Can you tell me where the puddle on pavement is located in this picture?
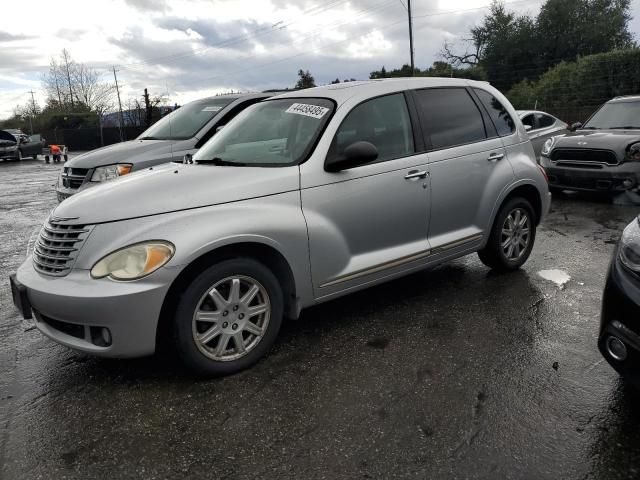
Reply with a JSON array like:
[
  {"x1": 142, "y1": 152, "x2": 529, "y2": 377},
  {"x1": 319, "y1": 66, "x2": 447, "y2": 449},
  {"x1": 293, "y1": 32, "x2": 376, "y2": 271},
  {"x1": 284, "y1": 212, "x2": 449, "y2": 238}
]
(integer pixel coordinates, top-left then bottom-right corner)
[{"x1": 537, "y1": 269, "x2": 571, "y2": 288}]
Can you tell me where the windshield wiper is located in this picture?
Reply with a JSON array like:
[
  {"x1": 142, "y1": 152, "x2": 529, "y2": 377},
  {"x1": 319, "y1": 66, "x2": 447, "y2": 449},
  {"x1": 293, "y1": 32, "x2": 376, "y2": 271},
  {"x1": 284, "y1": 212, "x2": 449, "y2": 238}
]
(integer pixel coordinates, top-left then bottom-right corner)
[
  {"x1": 609, "y1": 126, "x2": 640, "y2": 129},
  {"x1": 581, "y1": 126, "x2": 600, "y2": 130},
  {"x1": 196, "y1": 157, "x2": 246, "y2": 166},
  {"x1": 139, "y1": 136, "x2": 159, "y2": 140}
]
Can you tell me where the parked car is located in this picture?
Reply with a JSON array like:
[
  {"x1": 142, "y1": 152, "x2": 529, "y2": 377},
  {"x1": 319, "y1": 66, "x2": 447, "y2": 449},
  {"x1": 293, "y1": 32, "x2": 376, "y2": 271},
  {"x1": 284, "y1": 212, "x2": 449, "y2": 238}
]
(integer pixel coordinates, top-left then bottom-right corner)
[
  {"x1": 0, "y1": 130, "x2": 19, "y2": 160},
  {"x1": 517, "y1": 110, "x2": 568, "y2": 160},
  {"x1": 599, "y1": 216, "x2": 640, "y2": 386},
  {"x1": 55, "y1": 92, "x2": 276, "y2": 202},
  {"x1": 10, "y1": 78, "x2": 550, "y2": 375},
  {"x1": 540, "y1": 95, "x2": 640, "y2": 193},
  {"x1": 0, "y1": 130, "x2": 43, "y2": 160}
]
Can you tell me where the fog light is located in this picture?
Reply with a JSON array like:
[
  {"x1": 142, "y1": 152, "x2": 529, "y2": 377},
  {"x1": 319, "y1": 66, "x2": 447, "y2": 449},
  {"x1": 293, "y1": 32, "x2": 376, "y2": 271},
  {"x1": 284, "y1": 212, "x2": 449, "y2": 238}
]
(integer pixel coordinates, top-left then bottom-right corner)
[
  {"x1": 90, "y1": 326, "x2": 112, "y2": 347},
  {"x1": 101, "y1": 328, "x2": 112, "y2": 346},
  {"x1": 606, "y1": 335, "x2": 627, "y2": 361}
]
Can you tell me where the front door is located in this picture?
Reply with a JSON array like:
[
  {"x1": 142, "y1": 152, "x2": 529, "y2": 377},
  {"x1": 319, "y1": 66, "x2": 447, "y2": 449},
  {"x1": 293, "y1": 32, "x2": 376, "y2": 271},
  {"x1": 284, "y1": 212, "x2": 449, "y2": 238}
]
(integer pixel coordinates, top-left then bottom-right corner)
[{"x1": 301, "y1": 92, "x2": 431, "y2": 298}]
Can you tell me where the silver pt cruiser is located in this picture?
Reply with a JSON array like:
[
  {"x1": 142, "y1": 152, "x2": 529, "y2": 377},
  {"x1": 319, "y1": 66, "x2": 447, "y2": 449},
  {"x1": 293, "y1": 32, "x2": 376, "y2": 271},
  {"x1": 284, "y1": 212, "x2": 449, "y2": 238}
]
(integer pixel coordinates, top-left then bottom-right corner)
[{"x1": 10, "y1": 78, "x2": 550, "y2": 375}]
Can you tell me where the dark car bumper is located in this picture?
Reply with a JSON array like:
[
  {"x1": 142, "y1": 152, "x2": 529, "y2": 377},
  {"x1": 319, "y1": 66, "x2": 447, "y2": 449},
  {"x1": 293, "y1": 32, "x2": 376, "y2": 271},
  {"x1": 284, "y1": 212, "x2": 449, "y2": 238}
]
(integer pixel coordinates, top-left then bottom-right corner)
[
  {"x1": 540, "y1": 156, "x2": 640, "y2": 192},
  {"x1": 599, "y1": 248, "x2": 640, "y2": 383}
]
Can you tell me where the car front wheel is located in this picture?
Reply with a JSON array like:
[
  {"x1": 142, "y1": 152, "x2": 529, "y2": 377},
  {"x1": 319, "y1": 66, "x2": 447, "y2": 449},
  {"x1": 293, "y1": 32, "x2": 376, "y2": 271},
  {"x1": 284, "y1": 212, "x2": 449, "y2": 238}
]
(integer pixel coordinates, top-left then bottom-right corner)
[
  {"x1": 478, "y1": 197, "x2": 536, "y2": 271},
  {"x1": 174, "y1": 258, "x2": 283, "y2": 376}
]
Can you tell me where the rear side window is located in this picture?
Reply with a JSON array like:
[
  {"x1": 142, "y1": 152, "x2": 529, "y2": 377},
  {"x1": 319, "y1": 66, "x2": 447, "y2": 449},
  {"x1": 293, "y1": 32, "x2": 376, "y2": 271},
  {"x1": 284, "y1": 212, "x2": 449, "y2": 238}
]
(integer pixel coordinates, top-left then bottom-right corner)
[
  {"x1": 330, "y1": 93, "x2": 414, "y2": 163},
  {"x1": 536, "y1": 113, "x2": 555, "y2": 128},
  {"x1": 474, "y1": 88, "x2": 515, "y2": 136},
  {"x1": 414, "y1": 88, "x2": 486, "y2": 150}
]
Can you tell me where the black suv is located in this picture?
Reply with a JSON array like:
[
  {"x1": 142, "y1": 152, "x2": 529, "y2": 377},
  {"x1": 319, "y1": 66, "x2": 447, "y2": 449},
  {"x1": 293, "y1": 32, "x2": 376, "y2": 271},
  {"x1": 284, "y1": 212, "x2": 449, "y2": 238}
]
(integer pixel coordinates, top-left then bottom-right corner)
[{"x1": 540, "y1": 95, "x2": 640, "y2": 193}]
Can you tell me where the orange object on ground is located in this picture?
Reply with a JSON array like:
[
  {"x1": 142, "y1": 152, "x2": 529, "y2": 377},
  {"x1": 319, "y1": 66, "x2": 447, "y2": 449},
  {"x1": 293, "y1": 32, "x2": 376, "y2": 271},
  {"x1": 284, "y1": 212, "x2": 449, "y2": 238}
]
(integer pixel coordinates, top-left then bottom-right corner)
[{"x1": 50, "y1": 145, "x2": 61, "y2": 154}]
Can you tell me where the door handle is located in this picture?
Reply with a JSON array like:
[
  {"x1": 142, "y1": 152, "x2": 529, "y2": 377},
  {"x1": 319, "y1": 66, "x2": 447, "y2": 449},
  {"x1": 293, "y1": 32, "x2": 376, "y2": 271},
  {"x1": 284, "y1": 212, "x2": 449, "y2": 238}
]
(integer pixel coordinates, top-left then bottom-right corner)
[
  {"x1": 404, "y1": 170, "x2": 428, "y2": 180},
  {"x1": 487, "y1": 153, "x2": 505, "y2": 161}
]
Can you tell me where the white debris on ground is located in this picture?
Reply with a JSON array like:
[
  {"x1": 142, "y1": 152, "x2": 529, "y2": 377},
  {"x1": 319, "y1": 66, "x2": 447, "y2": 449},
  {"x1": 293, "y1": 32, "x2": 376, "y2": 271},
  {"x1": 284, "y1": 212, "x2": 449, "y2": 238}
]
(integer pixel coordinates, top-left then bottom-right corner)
[{"x1": 537, "y1": 269, "x2": 571, "y2": 289}]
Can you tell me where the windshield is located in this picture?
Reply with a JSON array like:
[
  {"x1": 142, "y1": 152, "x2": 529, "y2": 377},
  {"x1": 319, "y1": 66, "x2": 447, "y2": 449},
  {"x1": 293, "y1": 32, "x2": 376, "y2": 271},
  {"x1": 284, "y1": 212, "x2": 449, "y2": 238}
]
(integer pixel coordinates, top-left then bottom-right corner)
[
  {"x1": 193, "y1": 98, "x2": 334, "y2": 166},
  {"x1": 138, "y1": 96, "x2": 237, "y2": 140},
  {"x1": 584, "y1": 101, "x2": 640, "y2": 129}
]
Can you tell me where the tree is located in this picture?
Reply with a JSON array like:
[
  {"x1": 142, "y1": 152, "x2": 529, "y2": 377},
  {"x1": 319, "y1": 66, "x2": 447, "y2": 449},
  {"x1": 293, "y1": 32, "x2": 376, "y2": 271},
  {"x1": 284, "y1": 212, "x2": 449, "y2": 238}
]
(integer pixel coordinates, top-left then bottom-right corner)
[
  {"x1": 42, "y1": 49, "x2": 115, "y2": 115},
  {"x1": 295, "y1": 69, "x2": 316, "y2": 89},
  {"x1": 442, "y1": 0, "x2": 635, "y2": 91},
  {"x1": 331, "y1": 78, "x2": 341, "y2": 84}
]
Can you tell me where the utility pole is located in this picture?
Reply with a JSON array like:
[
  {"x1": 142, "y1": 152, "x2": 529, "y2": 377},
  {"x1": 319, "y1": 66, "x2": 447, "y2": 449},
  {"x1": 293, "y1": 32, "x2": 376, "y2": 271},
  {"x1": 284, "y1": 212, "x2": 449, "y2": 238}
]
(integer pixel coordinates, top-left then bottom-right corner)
[
  {"x1": 28, "y1": 90, "x2": 37, "y2": 134},
  {"x1": 408, "y1": 0, "x2": 414, "y2": 75},
  {"x1": 113, "y1": 66, "x2": 124, "y2": 142}
]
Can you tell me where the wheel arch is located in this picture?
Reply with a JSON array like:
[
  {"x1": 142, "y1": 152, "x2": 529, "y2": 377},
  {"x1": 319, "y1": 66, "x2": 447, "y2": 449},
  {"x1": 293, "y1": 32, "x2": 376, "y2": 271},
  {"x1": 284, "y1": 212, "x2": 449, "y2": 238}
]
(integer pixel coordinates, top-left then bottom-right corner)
[
  {"x1": 156, "y1": 241, "x2": 299, "y2": 352},
  {"x1": 495, "y1": 181, "x2": 544, "y2": 226}
]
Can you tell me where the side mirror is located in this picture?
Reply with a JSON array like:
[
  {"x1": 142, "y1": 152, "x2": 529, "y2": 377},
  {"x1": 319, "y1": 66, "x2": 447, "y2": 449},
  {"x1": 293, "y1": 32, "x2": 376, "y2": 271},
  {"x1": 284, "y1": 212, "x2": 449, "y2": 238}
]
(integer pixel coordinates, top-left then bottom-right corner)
[
  {"x1": 524, "y1": 124, "x2": 533, "y2": 132},
  {"x1": 20, "y1": 137, "x2": 28, "y2": 143},
  {"x1": 325, "y1": 141, "x2": 378, "y2": 172},
  {"x1": 569, "y1": 122, "x2": 582, "y2": 132},
  {"x1": 183, "y1": 153, "x2": 193, "y2": 164}
]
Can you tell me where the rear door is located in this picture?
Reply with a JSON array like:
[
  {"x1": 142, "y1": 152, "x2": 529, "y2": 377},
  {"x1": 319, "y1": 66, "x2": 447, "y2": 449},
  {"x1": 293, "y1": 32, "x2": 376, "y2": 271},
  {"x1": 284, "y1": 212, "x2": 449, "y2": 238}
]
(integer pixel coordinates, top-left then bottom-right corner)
[{"x1": 413, "y1": 87, "x2": 514, "y2": 253}]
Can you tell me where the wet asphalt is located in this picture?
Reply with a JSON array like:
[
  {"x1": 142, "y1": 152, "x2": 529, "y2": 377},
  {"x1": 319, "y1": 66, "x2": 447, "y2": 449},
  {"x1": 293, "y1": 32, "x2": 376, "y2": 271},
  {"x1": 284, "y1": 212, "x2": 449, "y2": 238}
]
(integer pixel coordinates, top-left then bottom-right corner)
[{"x1": 1, "y1": 157, "x2": 640, "y2": 480}]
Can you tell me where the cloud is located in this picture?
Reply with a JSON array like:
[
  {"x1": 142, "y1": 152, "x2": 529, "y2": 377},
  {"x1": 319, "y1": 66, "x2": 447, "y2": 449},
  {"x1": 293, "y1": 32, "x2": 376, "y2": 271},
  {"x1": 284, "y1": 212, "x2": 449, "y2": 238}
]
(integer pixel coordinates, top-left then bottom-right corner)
[
  {"x1": 0, "y1": 32, "x2": 33, "y2": 42},
  {"x1": 123, "y1": 0, "x2": 169, "y2": 12}
]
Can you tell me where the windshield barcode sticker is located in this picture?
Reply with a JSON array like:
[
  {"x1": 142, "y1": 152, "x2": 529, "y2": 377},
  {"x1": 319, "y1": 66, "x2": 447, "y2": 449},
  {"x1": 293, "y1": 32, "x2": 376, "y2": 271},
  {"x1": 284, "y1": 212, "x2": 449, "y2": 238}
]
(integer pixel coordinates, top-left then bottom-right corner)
[
  {"x1": 202, "y1": 106, "x2": 223, "y2": 112},
  {"x1": 285, "y1": 103, "x2": 329, "y2": 119}
]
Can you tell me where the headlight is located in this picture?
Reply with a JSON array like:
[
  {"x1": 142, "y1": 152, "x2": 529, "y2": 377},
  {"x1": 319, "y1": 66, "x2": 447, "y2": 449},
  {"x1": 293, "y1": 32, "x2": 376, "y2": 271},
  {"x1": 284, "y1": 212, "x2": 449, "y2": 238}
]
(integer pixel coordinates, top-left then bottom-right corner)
[
  {"x1": 619, "y1": 218, "x2": 640, "y2": 272},
  {"x1": 90, "y1": 241, "x2": 175, "y2": 280},
  {"x1": 541, "y1": 138, "x2": 555, "y2": 157},
  {"x1": 91, "y1": 164, "x2": 133, "y2": 182},
  {"x1": 626, "y1": 143, "x2": 640, "y2": 162}
]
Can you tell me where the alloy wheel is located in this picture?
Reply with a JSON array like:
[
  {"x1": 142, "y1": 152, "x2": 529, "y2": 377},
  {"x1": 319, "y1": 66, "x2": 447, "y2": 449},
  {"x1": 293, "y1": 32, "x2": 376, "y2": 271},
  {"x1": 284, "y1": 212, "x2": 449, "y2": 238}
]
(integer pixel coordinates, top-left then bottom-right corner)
[
  {"x1": 501, "y1": 208, "x2": 531, "y2": 261},
  {"x1": 192, "y1": 275, "x2": 271, "y2": 362}
]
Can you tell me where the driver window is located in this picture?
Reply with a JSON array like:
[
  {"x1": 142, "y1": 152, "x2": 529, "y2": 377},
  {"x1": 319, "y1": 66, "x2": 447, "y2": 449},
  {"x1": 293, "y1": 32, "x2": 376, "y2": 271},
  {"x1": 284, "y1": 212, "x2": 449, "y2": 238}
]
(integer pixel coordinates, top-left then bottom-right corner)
[{"x1": 329, "y1": 93, "x2": 414, "y2": 164}]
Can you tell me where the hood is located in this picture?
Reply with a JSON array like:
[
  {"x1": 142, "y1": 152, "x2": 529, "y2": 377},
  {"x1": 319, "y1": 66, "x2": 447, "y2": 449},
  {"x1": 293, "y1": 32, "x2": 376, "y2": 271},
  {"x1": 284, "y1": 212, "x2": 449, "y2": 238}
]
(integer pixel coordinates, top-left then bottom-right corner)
[
  {"x1": 554, "y1": 129, "x2": 640, "y2": 154},
  {"x1": 52, "y1": 163, "x2": 300, "y2": 224},
  {"x1": 0, "y1": 130, "x2": 17, "y2": 144},
  {"x1": 64, "y1": 138, "x2": 175, "y2": 169}
]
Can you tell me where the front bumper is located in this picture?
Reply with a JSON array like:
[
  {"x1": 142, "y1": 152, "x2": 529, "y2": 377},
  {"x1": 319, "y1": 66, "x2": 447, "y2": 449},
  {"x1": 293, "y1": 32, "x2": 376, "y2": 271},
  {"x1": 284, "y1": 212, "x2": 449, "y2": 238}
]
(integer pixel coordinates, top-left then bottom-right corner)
[
  {"x1": 14, "y1": 259, "x2": 173, "y2": 358},
  {"x1": 599, "y1": 250, "x2": 640, "y2": 381},
  {"x1": 540, "y1": 156, "x2": 640, "y2": 192},
  {"x1": 0, "y1": 149, "x2": 19, "y2": 160}
]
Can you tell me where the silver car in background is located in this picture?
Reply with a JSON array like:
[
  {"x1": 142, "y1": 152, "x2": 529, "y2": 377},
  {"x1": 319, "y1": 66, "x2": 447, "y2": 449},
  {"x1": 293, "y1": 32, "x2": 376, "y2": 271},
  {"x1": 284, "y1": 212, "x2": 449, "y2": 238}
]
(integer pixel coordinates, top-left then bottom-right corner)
[
  {"x1": 11, "y1": 78, "x2": 550, "y2": 376},
  {"x1": 518, "y1": 110, "x2": 568, "y2": 160},
  {"x1": 56, "y1": 92, "x2": 274, "y2": 202}
]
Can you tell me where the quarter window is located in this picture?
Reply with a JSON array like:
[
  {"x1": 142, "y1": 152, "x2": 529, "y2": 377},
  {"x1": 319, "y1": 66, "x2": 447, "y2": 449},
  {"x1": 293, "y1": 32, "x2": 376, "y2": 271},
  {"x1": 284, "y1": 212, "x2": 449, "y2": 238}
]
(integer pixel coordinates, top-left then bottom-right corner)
[
  {"x1": 329, "y1": 93, "x2": 414, "y2": 164},
  {"x1": 414, "y1": 88, "x2": 487, "y2": 150},
  {"x1": 474, "y1": 88, "x2": 516, "y2": 136}
]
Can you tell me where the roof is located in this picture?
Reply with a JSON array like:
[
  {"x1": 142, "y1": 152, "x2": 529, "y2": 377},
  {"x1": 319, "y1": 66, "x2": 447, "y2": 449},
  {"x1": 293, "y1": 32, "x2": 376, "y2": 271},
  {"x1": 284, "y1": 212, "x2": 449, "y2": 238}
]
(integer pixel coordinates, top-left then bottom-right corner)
[{"x1": 271, "y1": 77, "x2": 491, "y2": 108}]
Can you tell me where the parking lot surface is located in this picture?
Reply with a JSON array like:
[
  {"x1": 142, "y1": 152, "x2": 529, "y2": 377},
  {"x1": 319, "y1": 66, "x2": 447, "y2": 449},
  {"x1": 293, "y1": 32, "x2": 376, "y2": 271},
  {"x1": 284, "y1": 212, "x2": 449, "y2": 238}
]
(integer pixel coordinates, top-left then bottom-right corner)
[{"x1": 1, "y1": 157, "x2": 640, "y2": 479}]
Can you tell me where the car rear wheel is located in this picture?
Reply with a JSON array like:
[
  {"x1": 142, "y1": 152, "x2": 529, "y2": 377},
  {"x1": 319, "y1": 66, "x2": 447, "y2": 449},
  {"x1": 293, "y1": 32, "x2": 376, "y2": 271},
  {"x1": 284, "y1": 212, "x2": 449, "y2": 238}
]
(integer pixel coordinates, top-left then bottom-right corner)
[
  {"x1": 478, "y1": 197, "x2": 536, "y2": 271},
  {"x1": 173, "y1": 258, "x2": 283, "y2": 376}
]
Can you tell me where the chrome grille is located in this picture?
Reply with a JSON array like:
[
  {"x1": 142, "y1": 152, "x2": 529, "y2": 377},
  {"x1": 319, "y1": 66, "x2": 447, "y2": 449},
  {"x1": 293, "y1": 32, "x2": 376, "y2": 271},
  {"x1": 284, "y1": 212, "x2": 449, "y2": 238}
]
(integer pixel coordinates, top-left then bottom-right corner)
[
  {"x1": 33, "y1": 220, "x2": 92, "y2": 276},
  {"x1": 61, "y1": 167, "x2": 89, "y2": 189}
]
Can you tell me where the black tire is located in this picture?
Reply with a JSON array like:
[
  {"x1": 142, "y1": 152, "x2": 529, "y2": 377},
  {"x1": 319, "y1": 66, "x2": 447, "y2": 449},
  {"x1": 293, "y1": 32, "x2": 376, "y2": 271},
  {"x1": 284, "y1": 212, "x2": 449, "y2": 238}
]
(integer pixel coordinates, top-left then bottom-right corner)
[
  {"x1": 45, "y1": 155, "x2": 50, "y2": 163},
  {"x1": 173, "y1": 258, "x2": 284, "y2": 376},
  {"x1": 478, "y1": 197, "x2": 537, "y2": 272}
]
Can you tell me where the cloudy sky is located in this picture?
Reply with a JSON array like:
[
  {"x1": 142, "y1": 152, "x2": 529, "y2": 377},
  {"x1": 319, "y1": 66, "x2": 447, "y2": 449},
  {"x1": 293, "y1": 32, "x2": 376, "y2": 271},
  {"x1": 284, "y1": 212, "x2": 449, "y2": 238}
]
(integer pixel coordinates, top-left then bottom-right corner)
[{"x1": 1, "y1": 0, "x2": 639, "y2": 119}]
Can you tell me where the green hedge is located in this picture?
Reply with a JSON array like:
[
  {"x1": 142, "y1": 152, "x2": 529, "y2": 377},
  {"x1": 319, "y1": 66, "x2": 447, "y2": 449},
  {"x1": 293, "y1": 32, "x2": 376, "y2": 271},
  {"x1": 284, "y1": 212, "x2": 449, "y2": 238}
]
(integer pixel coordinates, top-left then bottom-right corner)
[{"x1": 507, "y1": 49, "x2": 640, "y2": 122}]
